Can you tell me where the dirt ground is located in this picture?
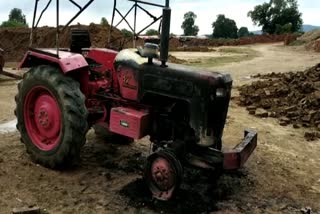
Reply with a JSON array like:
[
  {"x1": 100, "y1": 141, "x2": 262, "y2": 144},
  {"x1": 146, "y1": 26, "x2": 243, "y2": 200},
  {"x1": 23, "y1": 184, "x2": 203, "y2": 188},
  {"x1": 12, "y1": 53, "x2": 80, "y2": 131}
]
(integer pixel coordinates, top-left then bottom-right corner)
[{"x1": 0, "y1": 43, "x2": 320, "y2": 213}]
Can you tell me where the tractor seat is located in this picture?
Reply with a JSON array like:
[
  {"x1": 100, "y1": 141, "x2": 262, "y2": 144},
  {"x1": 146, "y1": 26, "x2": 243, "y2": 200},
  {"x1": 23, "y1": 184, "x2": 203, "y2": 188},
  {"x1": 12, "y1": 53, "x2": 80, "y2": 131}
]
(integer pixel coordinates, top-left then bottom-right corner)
[{"x1": 70, "y1": 29, "x2": 91, "y2": 54}]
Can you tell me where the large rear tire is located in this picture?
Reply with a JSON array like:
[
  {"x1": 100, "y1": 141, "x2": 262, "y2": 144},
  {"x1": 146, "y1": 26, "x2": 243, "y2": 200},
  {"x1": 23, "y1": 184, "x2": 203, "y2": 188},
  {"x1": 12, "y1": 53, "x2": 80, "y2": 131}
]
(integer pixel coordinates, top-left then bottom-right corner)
[{"x1": 15, "y1": 65, "x2": 88, "y2": 168}]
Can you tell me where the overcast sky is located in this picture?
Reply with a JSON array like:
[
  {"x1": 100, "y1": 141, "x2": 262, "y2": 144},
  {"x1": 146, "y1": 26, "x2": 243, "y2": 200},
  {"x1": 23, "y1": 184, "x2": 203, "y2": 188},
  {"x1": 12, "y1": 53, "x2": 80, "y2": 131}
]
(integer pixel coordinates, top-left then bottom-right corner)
[{"x1": 0, "y1": 0, "x2": 319, "y2": 35}]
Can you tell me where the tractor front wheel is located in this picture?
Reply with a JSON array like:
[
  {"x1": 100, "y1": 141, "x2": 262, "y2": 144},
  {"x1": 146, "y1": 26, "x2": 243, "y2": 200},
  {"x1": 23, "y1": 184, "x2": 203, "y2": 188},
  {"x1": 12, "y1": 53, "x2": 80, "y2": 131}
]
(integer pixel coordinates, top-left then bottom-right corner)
[
  {"x1": 15, "y1": 65, "x2": 88, "y2": 168},
  {"x1": 145, "y1": 150, "x2": 183, "y2": 200}
]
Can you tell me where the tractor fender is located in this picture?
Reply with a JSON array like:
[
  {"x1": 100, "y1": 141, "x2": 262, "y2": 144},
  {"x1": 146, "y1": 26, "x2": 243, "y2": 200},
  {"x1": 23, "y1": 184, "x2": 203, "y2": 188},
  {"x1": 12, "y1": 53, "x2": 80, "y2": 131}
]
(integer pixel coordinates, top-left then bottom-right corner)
[{"x1": 19, "y1": 48, "x2": 88, "y2": 73}]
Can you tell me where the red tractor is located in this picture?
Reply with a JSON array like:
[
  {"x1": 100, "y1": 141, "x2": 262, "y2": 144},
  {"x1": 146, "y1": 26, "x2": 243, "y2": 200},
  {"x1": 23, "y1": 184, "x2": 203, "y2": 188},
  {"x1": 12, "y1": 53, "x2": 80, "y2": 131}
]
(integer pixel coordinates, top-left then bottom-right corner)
[{"x1": 15, "y1": 0, "x2": 257, "y2": 200}]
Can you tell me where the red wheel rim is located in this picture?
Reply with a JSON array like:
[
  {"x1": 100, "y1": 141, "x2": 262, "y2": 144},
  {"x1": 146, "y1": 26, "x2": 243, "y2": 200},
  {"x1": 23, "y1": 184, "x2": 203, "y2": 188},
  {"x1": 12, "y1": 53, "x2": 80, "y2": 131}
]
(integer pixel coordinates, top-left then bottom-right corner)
[
  {"x1": 24, "y1": 86, "x2": 62, "y2": 151},
  {"x1": 151, "y1": 157, "x2": 176, "y2": 191}
]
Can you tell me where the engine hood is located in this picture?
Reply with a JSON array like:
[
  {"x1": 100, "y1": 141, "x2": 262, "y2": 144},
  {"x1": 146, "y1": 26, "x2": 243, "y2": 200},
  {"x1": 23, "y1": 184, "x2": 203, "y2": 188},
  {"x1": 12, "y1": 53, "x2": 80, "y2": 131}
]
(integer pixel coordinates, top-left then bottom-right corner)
[{"x1": 114, "y1": 49, "x2": 233, "y2": 100}]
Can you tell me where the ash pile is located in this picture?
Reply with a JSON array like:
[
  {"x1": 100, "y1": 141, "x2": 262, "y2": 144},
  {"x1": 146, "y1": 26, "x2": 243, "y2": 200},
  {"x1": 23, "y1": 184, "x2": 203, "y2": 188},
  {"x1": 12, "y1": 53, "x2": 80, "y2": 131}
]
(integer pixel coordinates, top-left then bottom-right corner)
[{"x1": 238, "y1": 64, "x2": 320, "y2": 141}]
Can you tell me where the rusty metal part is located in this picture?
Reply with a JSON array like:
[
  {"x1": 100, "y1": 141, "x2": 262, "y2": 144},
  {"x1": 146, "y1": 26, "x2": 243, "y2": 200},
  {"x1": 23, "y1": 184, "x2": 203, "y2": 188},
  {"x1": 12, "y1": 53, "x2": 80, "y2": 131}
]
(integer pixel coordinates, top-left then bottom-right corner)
[
  {"x1": 109, "y1": 0, "x2": 169, "y2": 49},
  {"x1": 0, "y1": 70, "x2": 23, "y2": 80},
  {"x1": 223, "y1": 129, "x2": 258, "y2": 170},
  {"x1": 186, "y1": 129, "x2": 257, "y2": 171},
  {"x1": 145, "y1": 150, "x2": 182, "y2": 201}
]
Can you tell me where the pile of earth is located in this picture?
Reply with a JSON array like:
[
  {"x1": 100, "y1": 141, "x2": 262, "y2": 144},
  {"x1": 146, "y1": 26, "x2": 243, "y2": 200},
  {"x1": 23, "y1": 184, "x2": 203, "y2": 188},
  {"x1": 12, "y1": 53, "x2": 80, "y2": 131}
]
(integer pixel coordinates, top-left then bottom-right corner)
[
  {"x1": 0, "y1": 24, "x2": 125, "y2": 62},
  {"x1": 1, "y1": 24, "x2": 293, "y2": 63},
  {"x1": 237, "y1": 63, "x2": 320, "y2": 141},
  {"x1": 292, "y1": 29, "x2": 320, "y2": 52},
  {"x1": 167, "y1": 54, "x2": 187, "y2": 64}
]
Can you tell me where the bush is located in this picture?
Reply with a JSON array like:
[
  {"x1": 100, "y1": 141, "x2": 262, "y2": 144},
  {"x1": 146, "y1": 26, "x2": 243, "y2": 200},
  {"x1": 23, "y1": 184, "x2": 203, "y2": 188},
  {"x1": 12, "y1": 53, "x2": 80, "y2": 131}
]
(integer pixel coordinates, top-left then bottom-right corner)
[{"x1": 1, "y1": 20, "x2": 28, "y2": 27}]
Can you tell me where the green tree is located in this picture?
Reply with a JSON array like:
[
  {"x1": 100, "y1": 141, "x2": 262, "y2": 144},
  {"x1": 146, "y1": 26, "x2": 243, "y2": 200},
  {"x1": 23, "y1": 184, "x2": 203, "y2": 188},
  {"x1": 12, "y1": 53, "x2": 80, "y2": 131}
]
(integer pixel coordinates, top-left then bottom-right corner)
[
  {"x1": 100, "y1": 17, "x2": 108, "y2": 26},
  {"x1": 9, "y1": 8, "x2": 26, "y2": 24},
  {"x1": 238, "y1": 27, "x2": 250, "y2": 38},
  {"x1": 145, "y1": 29, "x2": 159, "y2": 36},
  {"x1": 181, "y1": 11, "x2": 199, "y2": 36},
  {"x1": 212, "y1": 15, "x2": 238, "y2": 39},
  {"x1": 1, "y1": 8, "x2": 28, "y2": 27},
  {"x1": 121, "y1": 28, "x2": 133, "y2": 38},
  {"x1": 248, "y1": 0, "x2": 302, "y2": 34}
]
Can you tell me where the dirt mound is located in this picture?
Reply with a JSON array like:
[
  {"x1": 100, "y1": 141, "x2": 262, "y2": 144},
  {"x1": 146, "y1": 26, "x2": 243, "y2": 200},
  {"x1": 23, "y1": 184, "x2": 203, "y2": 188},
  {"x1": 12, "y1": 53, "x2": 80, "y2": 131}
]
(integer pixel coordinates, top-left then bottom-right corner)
[
  {"x1": 299, "y1": 29, "x2": 320, "y2": 43},
  {"x1": 295, "y1": 29, "x2": 320, "y2": 52},
  {"x1": 313, "y1": 39, "x2": 320, "y2": 52},
  {"x1": 284, "y1": 34, "x2": 299, "y2": 45},
  {"x1": 0, "y1": 24, "x2": 124, "y2": 62},
  {"x1": 168, "y1": 54, "x2": 187, "y2": 64},
  {"x1": 238, "y1": 64, "x2": 320, "y2": 141},
  {"x1": 1, "y1": 24, "x2": 292, "y2": 63}
]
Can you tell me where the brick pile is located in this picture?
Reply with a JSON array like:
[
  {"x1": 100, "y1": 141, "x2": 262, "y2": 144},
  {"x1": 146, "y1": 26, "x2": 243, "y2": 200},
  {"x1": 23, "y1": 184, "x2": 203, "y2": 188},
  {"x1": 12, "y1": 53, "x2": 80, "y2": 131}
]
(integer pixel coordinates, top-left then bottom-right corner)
[{"x1": 238, "y1": 64, "x2": 320, "y2": 141}]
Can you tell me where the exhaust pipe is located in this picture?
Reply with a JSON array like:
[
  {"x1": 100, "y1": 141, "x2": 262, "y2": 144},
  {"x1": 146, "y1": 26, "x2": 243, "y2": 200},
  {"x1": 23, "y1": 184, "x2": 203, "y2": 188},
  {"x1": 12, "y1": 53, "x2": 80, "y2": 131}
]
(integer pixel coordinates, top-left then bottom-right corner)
[{"x1": 160, "y1": 3, "x2": 171, "y2": 67}]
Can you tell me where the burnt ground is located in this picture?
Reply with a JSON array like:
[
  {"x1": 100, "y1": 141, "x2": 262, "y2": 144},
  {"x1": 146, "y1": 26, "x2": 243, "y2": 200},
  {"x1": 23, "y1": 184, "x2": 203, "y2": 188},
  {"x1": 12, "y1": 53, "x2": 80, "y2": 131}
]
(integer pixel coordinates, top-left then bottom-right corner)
[{"x1": 0, "y1": 44, "x2": 320, "y2": 213}]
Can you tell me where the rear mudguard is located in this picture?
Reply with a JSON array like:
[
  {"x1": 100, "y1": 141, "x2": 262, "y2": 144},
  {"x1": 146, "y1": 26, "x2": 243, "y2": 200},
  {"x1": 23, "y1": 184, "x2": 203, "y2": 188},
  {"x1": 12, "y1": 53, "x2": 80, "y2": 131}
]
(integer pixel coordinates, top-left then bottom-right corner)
[
  {"x1": 19, "y1": 48, "x2": 90, "y2": 94},
  {"x1": 19, "y1": 48, "x2": 88, "y2": 73}
]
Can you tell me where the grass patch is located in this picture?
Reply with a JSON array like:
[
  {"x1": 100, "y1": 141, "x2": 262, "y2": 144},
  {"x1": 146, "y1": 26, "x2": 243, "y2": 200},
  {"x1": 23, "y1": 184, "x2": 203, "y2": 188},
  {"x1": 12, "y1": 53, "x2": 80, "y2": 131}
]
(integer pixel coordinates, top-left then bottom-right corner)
[{"x1": 184, "y1": 47, "x2": 259, "y2": 68}]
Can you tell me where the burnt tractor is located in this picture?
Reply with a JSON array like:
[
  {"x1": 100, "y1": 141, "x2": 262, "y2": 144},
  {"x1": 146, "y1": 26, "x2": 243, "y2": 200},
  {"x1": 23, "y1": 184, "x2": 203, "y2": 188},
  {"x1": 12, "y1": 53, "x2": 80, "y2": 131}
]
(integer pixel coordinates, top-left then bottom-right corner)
[{"x1": 15, "y1": 0, "x2": 257, "y2": 200}]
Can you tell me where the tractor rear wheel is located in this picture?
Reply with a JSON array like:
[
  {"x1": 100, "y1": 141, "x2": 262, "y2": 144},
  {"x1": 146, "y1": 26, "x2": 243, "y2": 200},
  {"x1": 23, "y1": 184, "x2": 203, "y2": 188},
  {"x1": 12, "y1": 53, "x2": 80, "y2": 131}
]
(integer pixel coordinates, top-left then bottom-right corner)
[{"x1": 15, "y1": 65, "x2": 88, "y2": 168}]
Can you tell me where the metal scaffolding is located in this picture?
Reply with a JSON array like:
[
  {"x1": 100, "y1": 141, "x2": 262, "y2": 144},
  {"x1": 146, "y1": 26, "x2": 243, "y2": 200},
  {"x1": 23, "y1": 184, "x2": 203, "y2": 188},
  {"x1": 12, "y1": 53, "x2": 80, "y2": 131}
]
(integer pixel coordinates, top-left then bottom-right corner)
[
  {"x1": 30, "y1": 0, "x2": 169, "y2": 56},
  {"x1": 109, "y1": 0, "x2": 169, "y2": 48}
]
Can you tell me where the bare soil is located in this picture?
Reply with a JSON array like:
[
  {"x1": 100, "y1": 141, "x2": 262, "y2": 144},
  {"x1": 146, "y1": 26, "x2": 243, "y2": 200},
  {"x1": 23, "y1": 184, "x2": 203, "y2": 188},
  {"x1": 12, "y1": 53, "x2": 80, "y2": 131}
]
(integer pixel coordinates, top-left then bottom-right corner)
[
  {"x1": 172, "y1": 47, "x2": 259, "y2": 67},
  {"x1": 0, "y1": 43, "x2": 320, "y2": 213}
]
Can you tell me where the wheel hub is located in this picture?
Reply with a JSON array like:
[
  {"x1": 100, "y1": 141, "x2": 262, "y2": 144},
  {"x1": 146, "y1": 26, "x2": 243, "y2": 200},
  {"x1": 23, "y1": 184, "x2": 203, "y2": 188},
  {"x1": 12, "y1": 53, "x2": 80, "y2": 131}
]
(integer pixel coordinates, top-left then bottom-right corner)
[
  {"x1": 145, "y1": 150, "x2": 183, "y2": 201},
  {"x1": 151, "y1": 158, "x2": 175, "y2": 191},
  {"x1": 38, "y1": 109, "x2": 49, "y2": 127},
  {"x1": 24, "y1": 86, "x2": 62, "y2": 151}
]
